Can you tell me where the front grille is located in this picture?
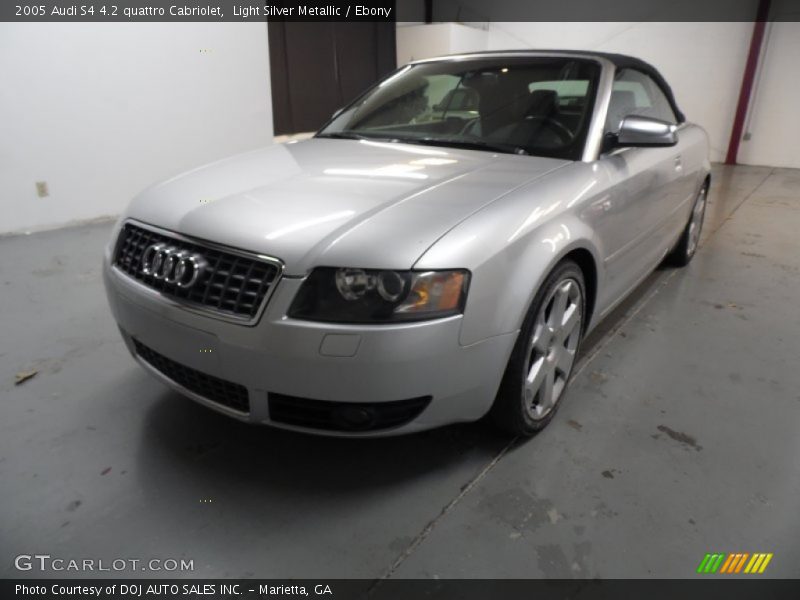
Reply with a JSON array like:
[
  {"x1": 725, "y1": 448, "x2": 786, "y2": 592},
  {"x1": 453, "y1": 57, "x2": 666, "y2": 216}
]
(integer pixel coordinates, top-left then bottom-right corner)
[
  {"x1": 114, "y1": 222, "x2": 280, "y2": 321},
  {"x1": 269, "y1": 393, "x2": 431, "y2": 432},
  {"x1": 133, "y1": 339, "x2": 250, "y2": 413}
]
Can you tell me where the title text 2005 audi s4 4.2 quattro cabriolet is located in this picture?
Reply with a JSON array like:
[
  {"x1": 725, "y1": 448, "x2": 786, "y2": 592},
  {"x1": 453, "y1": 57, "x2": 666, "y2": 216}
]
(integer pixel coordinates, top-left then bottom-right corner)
[{"x1": 104, "y1": 51, "x2": 710, "y2": 437}]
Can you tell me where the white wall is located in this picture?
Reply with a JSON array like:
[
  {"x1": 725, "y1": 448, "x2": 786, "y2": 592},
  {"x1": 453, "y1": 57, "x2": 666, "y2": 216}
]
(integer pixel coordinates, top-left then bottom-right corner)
[
  {"x1": 397, "y1": 23, "x2": 488, "y2": 65},
  {"x1": 0, "y1": 23, "x2": 273, "y2": 235},
  {"x1": 738, "y1": 22, "x2": 800, "y2": 169}
]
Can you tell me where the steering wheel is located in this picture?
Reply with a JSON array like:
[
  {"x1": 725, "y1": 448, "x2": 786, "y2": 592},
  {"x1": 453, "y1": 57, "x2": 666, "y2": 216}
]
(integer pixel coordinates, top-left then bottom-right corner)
[
  {"x1": 458, "y1": 117, "x2": 482, "y2": 137},
  {"x1": 460, "y1": 116, "x2": 574, "y2": 147},
  {"x1": 519, "y1": 116, "x2": 575, "y2": 146}
]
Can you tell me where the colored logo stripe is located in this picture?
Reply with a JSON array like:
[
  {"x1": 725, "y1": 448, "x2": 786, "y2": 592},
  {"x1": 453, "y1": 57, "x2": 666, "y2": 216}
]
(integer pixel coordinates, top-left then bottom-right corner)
[
  {"x1": 697, "y1": 552, "x2": 773, "y2": 574},
  {"x1": 696, "y1": 554, "x2": 712, "y2": 573},
  {"x1": 719, "y1": 553, "x2": 748, "y2": 573},
  {"x1": 697, "y1": 553, "x2": 725, "y2": 573},
  {"x1": 744, "y1": 553, "x2": 773, "y2": 574},
  {"x1": 719, "y1": 554, "x2": 736, "y2": 573},
  {"x1": 734, "y1": 553, "x2": 750, "y2": 573}
]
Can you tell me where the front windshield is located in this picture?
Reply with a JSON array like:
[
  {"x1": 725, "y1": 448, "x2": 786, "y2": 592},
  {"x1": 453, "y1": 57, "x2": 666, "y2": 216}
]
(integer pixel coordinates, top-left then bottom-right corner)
[{"x1": 318, "y1": 57, "x2": 600, "y2": 160}]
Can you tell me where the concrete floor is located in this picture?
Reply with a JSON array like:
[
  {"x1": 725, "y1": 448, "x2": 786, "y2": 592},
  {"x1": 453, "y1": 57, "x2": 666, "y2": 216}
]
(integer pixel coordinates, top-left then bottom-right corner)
[{"x1": 2, "y1": 165, "x2": 799, "y2": 579}]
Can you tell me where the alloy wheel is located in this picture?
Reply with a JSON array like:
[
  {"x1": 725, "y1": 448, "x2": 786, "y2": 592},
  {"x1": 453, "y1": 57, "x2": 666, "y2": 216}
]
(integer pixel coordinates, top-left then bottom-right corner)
[
  {"x1": 524, "y1": 278, "x2": 583, "y2": 420},
  {"x1": 687, "y1": 186, "x2": 707, "y2": 257}
]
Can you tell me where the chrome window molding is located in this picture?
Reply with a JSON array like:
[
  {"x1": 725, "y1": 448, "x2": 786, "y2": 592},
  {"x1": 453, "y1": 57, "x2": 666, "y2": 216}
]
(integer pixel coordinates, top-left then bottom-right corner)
[{"x1": 583, "y1": 57, "x2": 616, "y2": 162}]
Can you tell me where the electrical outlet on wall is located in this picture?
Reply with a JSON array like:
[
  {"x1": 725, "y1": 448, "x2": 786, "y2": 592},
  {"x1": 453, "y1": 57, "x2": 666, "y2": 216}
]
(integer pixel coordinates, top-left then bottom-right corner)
[{"x1": 35, "y1": 181, "x2": 49, "y2": 197}]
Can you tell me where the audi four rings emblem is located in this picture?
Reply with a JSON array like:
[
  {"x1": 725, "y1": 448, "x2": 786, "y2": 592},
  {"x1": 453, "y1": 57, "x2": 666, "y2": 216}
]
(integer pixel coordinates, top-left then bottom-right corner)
[{"x1": 141, "y1": 244, "x2": 207, "y2": 288}]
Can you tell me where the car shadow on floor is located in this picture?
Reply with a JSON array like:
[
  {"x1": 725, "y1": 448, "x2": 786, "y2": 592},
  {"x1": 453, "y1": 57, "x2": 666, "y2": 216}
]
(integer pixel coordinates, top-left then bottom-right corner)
[
  {"x1": 132, "y1": 264, "x2": 679, "y2": 505},
  {"x1": 136, "y1": 386, "x2": 510, "y2": 497}
]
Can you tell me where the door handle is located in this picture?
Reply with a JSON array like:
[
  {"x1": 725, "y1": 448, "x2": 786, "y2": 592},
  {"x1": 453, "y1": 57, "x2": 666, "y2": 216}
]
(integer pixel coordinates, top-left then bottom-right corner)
[{"x1": 674, "y1": 155, "x2": 683, "y2": 172}]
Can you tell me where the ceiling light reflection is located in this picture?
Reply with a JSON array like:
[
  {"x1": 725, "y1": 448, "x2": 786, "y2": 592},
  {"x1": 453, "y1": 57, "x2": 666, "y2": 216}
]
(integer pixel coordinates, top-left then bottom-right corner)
[
  {"x1": 542, "y1": 224, "x2": 572, "y2": 253},
  {"x1": 324, "y1": 164, "x2": 428, "y2": 180},
  {"x1": 410, "y1": 158, "x2": 457, "y2": 166},
  {"x1": 508, "y1": 201, "x2": 561, "y2": 242},
  {"x1": 567, "y1": 179, "x2": 597, "y2": 208},
  {"x1": 265, "y1": 210, "x2": 355, "y2": 240}
]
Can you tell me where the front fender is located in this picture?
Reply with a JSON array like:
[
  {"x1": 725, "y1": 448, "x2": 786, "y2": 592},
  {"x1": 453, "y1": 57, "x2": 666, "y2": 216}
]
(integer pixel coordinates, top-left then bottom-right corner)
[
  {"x1": 415, "y1": 163, "x2": 608, "y2": 347},
  {"x1": 458, "y1": 218, "x2": 603, "y2": 347}
]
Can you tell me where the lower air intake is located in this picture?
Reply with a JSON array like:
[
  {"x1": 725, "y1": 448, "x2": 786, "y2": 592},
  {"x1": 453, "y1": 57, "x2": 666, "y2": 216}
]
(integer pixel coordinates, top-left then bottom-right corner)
[
  {"x1": 268, "y1": 393, "x2": 431, "y2": 432},
  {"x1": 133, "y1": 339, "x2": 250, "y2": 413}
]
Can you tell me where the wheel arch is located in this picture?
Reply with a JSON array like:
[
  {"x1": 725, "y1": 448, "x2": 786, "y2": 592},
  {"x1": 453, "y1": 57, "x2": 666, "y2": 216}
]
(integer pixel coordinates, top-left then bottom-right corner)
[
  {"x1": 560, "y1": 247, "x2": 598, "y2": 334},
  {"x1": 456, "y1": 231, "x2": 604, "y2": 347}
]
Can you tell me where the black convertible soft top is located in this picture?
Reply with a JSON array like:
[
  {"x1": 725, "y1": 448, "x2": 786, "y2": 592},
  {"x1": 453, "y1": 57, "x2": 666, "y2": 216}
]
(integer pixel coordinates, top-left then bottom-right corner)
[{"x1": 427, "y1": 50, "x2": 686, "y2": 124}]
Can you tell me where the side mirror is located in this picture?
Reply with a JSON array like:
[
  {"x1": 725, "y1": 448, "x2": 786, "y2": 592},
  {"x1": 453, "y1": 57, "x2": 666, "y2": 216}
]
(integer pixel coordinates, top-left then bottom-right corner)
[{"x1": 616, "y1": 115, "x2": 678, "y2": 147}]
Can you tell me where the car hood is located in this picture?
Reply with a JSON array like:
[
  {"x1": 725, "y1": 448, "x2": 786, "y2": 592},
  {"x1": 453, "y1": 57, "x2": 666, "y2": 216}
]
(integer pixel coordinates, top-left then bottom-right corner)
[{"x1": 124, "y1": 138, "x2": 568, "y2": 275}]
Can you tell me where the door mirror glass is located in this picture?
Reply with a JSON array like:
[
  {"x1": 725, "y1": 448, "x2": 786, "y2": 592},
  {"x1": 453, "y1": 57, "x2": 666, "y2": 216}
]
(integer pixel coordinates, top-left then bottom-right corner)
[{"x1": 616, "y1": 115, "x2": 678, "y2": 147}]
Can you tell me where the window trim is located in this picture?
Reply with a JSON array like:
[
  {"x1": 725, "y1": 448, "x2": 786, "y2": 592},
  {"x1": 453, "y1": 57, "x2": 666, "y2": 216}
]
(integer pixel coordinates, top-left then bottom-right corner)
[{"x1": 606, "y1": 67, "x2": 679, "y2": 133}]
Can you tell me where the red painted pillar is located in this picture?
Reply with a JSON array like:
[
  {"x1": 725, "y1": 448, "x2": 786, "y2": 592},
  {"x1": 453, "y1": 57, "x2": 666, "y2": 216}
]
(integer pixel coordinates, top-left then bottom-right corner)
[{"x1": 725, "y1": 0, "x2": 772, "y2": 165}]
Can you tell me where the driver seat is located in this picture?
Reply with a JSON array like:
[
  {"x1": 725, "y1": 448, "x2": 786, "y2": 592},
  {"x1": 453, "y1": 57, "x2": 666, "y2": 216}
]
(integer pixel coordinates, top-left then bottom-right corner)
[
  {"x1": 523, "y1": 89, "x2": 559, "y2": 119},
  {"x1": 488, "y1": 89, "x2": 567, "y2": 148}
]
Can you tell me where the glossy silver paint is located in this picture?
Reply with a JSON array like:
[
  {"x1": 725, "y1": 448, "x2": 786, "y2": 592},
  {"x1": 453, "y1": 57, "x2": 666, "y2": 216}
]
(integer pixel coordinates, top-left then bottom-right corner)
[
  {"x1": 103, "y1": 51, "x2": 711, "y2": 436},
  {"x1": 617, "y1": 115, "x2": 678, "y2": 147}
]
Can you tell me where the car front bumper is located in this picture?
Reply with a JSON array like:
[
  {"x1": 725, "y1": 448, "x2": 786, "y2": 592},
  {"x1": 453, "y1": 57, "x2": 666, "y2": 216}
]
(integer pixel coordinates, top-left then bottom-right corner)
[{"x1": 102, "y1": 254, "x2": 516, "y2": 437}]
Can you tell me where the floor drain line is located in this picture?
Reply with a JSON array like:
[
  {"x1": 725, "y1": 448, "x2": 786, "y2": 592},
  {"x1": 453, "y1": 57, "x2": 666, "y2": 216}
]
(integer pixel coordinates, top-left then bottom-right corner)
[
  {"x1": 371, "y1": 167, "x2": 777, "y2": 588},
  {"x1": 371, "y1": 436, "x2": 518, "y2": 586}
]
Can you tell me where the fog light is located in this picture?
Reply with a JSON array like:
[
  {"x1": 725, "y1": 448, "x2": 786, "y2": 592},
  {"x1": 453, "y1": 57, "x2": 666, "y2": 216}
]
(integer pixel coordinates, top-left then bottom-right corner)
[{"x1": 336, "y1": 406, "x2": 376, "y2": 430}]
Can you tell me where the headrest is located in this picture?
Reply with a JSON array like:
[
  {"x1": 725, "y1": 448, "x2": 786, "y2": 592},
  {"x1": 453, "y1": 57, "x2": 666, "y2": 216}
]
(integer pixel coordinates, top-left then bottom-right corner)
[
  {"x1": 611, "y1": 90, "x2": 636, "y2": 110},
  {"x1": 606, "y1": 90, "x2": 638, "y2": 131},
  {"x1": 477, "y1": 78, "x2": 530, "y2": 116},
  {"x1": 525, "y1": 89, "x2": 558, "y2": 117}
]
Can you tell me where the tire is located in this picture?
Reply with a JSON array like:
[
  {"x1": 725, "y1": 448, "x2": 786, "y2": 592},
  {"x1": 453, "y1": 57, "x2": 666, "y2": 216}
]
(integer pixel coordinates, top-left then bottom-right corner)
[
  {"x1": 490, "y1": 260, "x2": 586, "y2": 437},
  {"x1": 667, "y1": 182, "x2": 708, "y2": 267}
]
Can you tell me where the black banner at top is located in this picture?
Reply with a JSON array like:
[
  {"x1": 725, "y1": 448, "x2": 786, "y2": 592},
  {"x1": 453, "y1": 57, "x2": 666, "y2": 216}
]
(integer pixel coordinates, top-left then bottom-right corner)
[
  {"x1": 2, "y1": 1, "x2": 396, "y2": 22},
  {"x1": 2, "y1": 0, "x2": 800, "y2": 22}
]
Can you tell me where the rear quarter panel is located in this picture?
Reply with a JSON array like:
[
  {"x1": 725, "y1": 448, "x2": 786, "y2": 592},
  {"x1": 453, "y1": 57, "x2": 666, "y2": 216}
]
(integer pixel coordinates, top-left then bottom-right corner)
[
  {"x1": 659, "y1": 123, "x2": 713, "y2": 258},
  {"x1": 680, "y1": 123, "x2": 713, "y2": 193}
]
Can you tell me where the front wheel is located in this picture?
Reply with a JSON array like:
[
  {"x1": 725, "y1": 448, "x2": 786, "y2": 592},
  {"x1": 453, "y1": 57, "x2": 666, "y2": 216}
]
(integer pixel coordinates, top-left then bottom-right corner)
[
  {"x1": 667, "y1": 183, "x2": 708, "y2": 267},
  {"x1": 490, "y1": 260, "x2": 586, "y2": 436}
]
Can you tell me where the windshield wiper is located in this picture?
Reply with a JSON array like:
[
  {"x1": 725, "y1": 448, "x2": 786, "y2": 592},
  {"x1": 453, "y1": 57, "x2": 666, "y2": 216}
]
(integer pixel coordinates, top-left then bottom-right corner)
[
  {"x1": 317, "y1": 132, "x2": 529, "y2": 156},
  {"x1": 407, "y1": 137, "x2": 529, "y2": 156},
  {"x1": 316, "y1": 131, "x2": 398, "y2": 142}
]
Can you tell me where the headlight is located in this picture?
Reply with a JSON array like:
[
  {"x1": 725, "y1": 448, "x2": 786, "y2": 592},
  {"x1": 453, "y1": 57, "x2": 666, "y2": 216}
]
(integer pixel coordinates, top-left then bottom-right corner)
[{"x1": 288, "y1": 267, "x2": 470, "y2": 323}]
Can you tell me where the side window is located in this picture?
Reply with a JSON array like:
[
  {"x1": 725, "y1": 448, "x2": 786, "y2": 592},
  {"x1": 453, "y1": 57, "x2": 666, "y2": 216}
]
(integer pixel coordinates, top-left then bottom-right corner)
[{"x1": 604, "y1": 69, "x2": 678, "y2": 133}]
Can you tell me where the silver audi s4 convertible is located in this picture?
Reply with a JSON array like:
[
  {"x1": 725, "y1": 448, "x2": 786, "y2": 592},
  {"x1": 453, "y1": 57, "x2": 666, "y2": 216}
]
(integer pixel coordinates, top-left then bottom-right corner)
[{"x1": 104, "y1": 51, "x2": 710, "y2": 437}]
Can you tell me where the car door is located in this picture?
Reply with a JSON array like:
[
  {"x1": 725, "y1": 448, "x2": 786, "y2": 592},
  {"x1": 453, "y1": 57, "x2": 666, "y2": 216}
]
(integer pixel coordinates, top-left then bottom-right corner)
[{"x1": 594, "y1": 68, "x2": 686, "y2": 309}]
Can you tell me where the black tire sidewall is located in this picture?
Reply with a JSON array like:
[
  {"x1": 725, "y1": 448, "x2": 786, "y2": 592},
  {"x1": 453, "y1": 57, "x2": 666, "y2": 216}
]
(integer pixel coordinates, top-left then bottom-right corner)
[
  {"x1": 491, "y1": 260, "x2": 586, "y2": 436},
  {"x1": 670, "y1": 183, "x2": 708, "y2": 266}
]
